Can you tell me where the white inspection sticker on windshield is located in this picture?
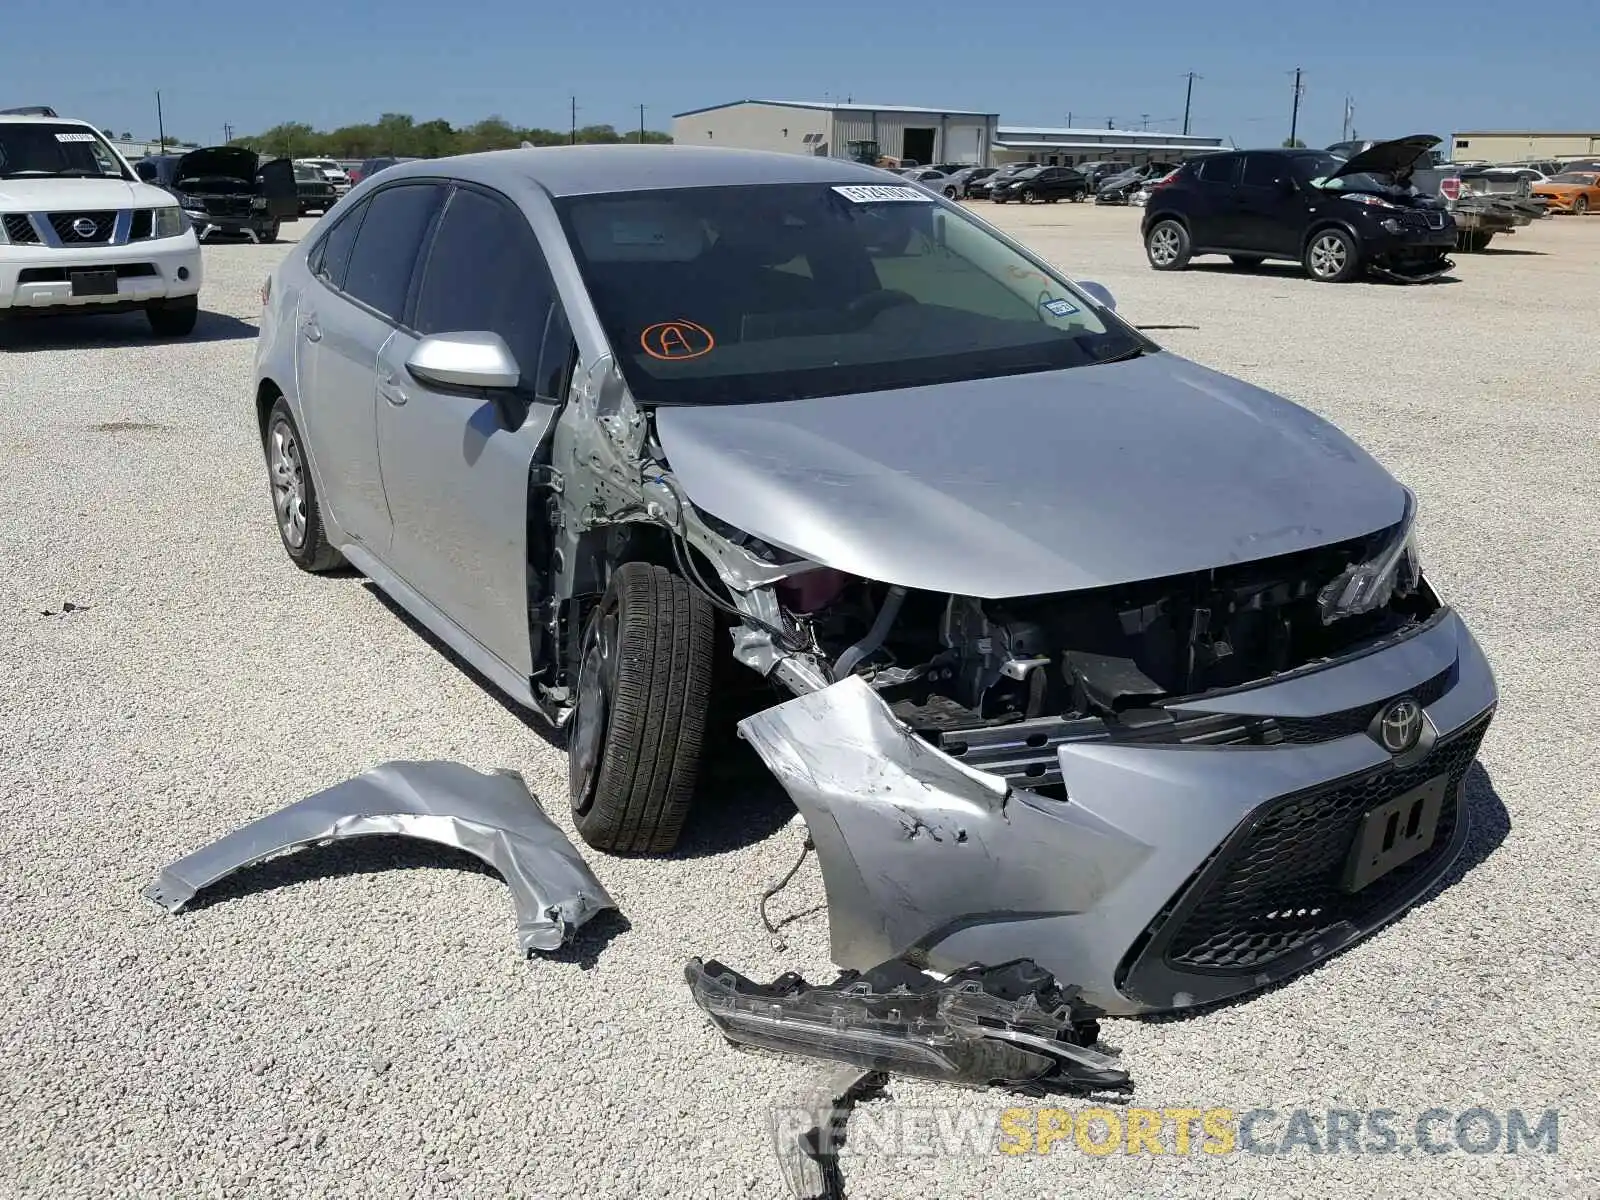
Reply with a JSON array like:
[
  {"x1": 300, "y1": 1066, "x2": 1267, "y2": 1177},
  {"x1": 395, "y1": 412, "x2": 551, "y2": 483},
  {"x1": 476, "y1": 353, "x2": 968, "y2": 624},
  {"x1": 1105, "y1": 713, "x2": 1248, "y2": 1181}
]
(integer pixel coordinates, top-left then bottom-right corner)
[
  {"x1": 54, "y1": 132, "x2": 99, "y2": 143},
  {"x1": 831, "y1": 184, "x2": 934, "y2": 203}
]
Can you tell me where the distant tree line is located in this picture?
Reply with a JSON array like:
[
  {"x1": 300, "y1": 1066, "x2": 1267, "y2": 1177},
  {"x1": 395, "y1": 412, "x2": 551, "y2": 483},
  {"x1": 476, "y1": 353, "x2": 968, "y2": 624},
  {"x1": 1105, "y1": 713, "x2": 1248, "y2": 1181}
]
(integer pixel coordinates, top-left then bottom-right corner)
[{"x1": 230, "y1": 113, "x2": 673, "y2": 159}]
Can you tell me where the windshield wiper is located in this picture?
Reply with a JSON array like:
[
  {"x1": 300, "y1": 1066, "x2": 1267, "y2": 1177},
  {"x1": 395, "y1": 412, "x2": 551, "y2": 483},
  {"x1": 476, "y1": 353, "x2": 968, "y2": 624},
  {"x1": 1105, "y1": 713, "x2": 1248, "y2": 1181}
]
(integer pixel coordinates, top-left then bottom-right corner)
[{"x1": 1092, "y1": 344, "x2": 1148, "y2": 365}]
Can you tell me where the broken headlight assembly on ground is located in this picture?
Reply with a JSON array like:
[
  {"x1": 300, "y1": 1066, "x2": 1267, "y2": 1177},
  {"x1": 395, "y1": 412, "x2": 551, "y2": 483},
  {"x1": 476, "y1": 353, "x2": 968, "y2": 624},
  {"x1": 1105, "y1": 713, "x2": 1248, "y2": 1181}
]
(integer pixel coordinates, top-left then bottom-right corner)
[{"x1": 684, "y1": 956, "x2": 1130, "y2": 1095}]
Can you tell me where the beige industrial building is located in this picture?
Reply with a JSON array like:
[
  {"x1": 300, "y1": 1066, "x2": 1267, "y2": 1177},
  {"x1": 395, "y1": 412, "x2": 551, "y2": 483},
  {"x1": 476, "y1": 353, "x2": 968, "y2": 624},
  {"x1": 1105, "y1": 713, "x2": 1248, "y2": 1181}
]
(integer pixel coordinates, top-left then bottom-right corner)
[
  {"x1": 1451, "y1": 131, "x2": 1600, "y2": 161},
  {"x1": 672, "y1": 100, "x2": 1001, "y2": 166}
]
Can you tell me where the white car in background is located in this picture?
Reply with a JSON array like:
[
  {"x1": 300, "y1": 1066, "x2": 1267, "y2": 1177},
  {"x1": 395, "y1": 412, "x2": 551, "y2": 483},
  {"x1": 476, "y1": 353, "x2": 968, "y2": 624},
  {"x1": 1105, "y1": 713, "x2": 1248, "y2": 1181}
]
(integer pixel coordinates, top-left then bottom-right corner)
[
  {"x1": 296, "y1": 157, "x2": 351, "y2": 194},
  {"x1": 0, "y1": 113, "x2": 202, "y2": 336}
]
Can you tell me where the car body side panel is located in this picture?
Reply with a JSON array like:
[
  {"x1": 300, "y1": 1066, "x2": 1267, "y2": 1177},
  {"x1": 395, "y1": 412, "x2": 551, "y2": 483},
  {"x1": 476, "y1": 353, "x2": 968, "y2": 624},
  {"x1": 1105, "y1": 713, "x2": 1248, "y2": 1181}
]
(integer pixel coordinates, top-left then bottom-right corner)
[{"x1": 374, "y1": 331, "x2": 555, "y2": 679}]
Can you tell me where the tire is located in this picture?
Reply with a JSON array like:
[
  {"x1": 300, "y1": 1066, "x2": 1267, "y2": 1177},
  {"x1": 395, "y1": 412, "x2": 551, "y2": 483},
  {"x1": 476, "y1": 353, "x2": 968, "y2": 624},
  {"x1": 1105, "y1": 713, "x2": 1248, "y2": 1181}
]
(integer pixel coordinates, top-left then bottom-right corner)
[
  {"x1": 146, "y1": 295, "x2": 198, "y2": 338},
  {"x1": 1019, "y1": 188, "x2": 1037, "y2": 204},
  {"x1": 264, "y1": 396, "x2": 344, "y2": 573},
  {"x1": 568, "y1": 562, "x2": 715, "y2": 854},
  {"x1": 1574, "y1": 195, "x2": 1589, "y2": 215},
  {"x1": 257, "y1": 221, "x2": 279, "y2": 244},
  {"x1": 1304, "y1": 227, "x2": 1361, "y2": 282},
  {"x1": 1230, "y1": 254, "x2": 1265, "y2": 268},
  {"x1": 1460, "y1": 230, "x2": 1493, "y2": 253},
  {"x1": 1145, "y1": 219, "x2": 1192, "y2": 270},
  {"x1": 943, "y1": 185, "x2": 958, "y2": 198}
]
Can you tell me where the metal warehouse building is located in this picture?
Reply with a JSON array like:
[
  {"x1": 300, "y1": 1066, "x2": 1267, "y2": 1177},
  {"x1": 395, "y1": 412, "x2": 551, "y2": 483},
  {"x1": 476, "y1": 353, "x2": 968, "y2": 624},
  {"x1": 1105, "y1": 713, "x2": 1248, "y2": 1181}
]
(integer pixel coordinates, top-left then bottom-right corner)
[
  {"x1": 1450, "y1": 130, "x2": 1600, "y2": 162},
  {"x1": 672, "y1": 100, "x2": 1001, "y2": 167}
]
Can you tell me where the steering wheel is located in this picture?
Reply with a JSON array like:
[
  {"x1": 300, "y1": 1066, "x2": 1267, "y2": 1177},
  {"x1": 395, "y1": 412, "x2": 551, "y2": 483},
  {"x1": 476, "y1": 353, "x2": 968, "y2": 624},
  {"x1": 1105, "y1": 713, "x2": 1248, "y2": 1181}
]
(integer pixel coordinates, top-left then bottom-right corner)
[{"x1": 845, "y1": 289, "x2": 917, "y2": 325}]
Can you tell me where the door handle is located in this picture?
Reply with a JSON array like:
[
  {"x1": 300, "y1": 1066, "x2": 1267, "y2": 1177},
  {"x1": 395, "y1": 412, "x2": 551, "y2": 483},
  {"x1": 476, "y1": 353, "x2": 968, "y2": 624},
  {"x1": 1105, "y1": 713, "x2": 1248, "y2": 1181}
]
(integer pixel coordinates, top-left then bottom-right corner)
[
  {"x1": 378, "y1": 367, "x2": 408, "y2": 406},
  {"x1": 301, "y1": 316, "x2": 322, "y2": 343}
]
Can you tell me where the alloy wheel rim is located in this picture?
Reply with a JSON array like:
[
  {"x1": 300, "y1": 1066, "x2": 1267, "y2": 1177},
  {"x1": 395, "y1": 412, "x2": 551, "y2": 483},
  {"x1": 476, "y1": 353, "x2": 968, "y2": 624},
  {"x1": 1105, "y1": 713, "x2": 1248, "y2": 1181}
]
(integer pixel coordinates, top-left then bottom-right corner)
[
  {"x1": 569, "y1": 610, "x2": 616, "y2": 815},
  {"x1": 268, "y1": 423, "x2": 307, "y2": 548},
  {"x1": 1311, "y1": 235, "x2": 1348, "y2": 276},
  {"x1": 1150, "y1": 226, "x2": 1179, "y2": 264}
]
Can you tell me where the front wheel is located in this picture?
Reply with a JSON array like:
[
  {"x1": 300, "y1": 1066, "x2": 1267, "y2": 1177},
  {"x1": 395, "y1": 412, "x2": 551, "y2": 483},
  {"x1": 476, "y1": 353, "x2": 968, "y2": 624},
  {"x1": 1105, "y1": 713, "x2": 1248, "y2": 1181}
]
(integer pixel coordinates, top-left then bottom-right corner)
[
  {"x1": 146, "y1": 295, "x2": 198, "y2": 338},
  {"x1": 1019, "y1": 188, "x2": 1036, "y2": 204},
  {"x1": 1304, "y1": 227, "x2": 1360, "y2": 282},
  {"x1": 1145, "y1": 219, "x2": 1192, "y2": 270},
  {"x1": 943, "y1": 185, "x2": 958, "y2": 198},
  {"x1": 256, "y1": 221, "x2": 280, "y2": 244},
  {"x1": 568, "y1": 562, "x2": 715, "y2": 854},
  {"x1": 1573, "y1": 195, "x2": 1589, "y2": 215}
]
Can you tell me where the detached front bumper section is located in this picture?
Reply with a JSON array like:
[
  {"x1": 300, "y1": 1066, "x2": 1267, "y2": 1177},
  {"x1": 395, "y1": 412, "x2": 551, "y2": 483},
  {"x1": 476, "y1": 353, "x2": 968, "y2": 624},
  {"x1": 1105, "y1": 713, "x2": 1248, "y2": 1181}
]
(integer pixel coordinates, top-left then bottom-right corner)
[{"x1": 737, "y1": 607, "x2": 1497, "y2": 1016}]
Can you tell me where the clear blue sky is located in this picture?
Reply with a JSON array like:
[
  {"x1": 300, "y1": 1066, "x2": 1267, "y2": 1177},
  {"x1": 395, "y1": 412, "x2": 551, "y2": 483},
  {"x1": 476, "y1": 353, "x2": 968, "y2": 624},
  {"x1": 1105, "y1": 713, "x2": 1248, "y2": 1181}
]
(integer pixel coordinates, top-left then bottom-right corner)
[{"x1": 8, "y1": 0, "x2": 1593, "y2": 146}]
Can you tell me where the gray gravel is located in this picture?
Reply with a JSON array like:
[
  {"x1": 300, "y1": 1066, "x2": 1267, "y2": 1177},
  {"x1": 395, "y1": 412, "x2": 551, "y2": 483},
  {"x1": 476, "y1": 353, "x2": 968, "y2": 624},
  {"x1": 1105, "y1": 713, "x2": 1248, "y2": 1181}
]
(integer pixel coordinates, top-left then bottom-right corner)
[{"x1": 2, "y1": 207, "x2": 1596, "y2": 1198}]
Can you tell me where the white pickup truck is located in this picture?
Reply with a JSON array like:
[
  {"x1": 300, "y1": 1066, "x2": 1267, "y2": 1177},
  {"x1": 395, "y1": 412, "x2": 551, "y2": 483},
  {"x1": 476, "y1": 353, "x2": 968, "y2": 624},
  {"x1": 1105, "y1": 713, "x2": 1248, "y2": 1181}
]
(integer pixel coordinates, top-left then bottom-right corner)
[{"x1": 0, "y1": 111, "x2": 203, "y2": 336}]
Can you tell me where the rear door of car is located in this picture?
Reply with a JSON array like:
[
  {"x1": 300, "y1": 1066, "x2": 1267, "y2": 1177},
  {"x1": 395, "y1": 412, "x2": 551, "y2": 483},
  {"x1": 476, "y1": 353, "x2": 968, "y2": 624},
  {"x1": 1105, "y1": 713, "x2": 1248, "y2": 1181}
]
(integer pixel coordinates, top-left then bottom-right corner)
[
  {"x1": 373, "y1": 182, "x2": 577, "y2": 678},
  {"x1": 1233, "y1": 153, "x2": 1304, "y2": 257},
  {"x1": 297, "y1": 181, "x2": 445, "y2": 552},
  {"x1": 257, "y1": 157, "x2": 300, "y2": 220},
  {"x1": 1187, "y1": 152, "x2": 1242, "y2": 248}
]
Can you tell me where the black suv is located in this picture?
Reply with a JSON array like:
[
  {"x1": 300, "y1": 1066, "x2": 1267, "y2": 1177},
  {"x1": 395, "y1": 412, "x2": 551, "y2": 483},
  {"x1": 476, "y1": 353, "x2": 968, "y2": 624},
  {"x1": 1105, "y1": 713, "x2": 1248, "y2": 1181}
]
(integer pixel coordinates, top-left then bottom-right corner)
[
  {"x1": 990, "y1": 165, "x2": 1088, "y2": 204},
  {"x1": 1140, "y1": 137, "x2": 1458, "y2": 282}
]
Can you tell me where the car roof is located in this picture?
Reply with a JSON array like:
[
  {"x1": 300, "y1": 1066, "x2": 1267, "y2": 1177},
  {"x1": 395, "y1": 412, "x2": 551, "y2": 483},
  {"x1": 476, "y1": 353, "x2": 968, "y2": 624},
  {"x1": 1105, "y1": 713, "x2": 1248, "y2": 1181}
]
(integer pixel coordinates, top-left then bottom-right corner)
[
  {"x1": 0, "y1": 114, "x2": 96, "y2": 126},
  {"x1": 375, "y1": 144, "x2": 902, "y2": 198}
]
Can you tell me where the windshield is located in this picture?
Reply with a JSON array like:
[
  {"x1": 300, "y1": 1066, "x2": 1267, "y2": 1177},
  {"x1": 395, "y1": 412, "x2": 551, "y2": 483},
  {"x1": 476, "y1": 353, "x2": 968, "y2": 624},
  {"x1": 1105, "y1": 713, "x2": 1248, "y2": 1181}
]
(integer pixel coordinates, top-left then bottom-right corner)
[
  {"x1": 556, "y1": 182, "x2": 1153, "y2": 407},
  {"x1": 0, "y1": 123, "x2": 129, "y2": 180}
]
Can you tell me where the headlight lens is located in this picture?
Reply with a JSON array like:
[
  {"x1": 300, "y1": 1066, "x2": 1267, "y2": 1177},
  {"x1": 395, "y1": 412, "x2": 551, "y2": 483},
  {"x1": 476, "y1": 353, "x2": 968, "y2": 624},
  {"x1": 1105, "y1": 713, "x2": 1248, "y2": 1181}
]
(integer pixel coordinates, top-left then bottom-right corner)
[
  {"x1": 1318, "y1": 489, "x2": 1423, "y2": 624},
  {"x1": 1342, "y1": 193, "x2": 1402, "y2": 211},
  {"x1": 152, "y1": 205, "x2": 188, "y2": 238}
]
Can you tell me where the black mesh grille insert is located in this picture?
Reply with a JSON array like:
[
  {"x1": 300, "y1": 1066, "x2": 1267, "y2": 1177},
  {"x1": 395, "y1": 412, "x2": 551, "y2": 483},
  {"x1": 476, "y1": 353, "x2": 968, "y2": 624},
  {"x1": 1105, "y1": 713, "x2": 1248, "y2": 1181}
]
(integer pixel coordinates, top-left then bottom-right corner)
[
  {"x1": 3, "y1": 213, "x2": 40, "y2": 243},
  {"x1": 48, "y1": 211, "x2": 116, "y2": 244},
  {"x1": 1161, "y1": 710, "x2": 1491, "y2": 973}
]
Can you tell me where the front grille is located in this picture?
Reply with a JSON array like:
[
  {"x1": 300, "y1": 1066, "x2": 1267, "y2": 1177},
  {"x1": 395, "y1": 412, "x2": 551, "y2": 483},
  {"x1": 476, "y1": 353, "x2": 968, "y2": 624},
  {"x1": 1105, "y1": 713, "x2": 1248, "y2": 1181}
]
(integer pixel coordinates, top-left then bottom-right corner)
[
  {"x1": 47, "y1": 211, "x2": 116, "y2": 244},
  {"x1": 3, "y1": 213, "x2": 40, "y2": 243},
  {"x1": 1271, "y1": 667, "x2": 1453, "y2": 744},
  {"x1": 127, "y1": 209, "x2": 153, "y2": 240},
  {"x1": 1157, "y1": 711, "x2": 1491, "y2": 973}
]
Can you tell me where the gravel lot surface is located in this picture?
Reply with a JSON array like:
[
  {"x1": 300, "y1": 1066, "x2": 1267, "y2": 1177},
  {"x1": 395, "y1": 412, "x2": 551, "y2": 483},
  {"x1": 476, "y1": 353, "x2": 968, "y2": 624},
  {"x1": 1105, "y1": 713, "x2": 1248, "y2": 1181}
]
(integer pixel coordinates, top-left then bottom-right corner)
[{"x1": 2, "y1": 203, "x2": 1596, "y2": 1199}]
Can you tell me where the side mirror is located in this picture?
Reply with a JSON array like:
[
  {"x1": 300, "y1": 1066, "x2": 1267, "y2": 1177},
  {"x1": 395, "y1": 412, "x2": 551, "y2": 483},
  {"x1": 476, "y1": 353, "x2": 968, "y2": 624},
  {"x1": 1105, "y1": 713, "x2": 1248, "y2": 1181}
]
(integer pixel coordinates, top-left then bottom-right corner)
[
  {"x1": 406, "y1": 331, "x2": 521, "y2": 391},
  {"x1": 1077, "y1": 280, "x2": 1117, "y2": 312}
]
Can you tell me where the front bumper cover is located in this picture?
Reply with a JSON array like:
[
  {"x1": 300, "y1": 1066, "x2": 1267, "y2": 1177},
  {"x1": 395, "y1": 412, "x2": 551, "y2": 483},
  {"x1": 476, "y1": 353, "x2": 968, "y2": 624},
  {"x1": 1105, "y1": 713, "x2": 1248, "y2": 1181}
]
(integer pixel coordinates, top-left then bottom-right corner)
[
  {"x1": 738, "y1": 607, "x2": 1497, "y2": 1016},
  {"x1": 143, "y1": 761, "x2": 617, "y2": 954}
]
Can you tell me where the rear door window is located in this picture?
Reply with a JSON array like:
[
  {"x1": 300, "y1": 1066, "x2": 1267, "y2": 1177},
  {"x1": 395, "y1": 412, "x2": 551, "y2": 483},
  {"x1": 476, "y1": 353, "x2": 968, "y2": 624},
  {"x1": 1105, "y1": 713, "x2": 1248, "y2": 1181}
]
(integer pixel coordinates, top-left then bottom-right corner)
[
  {"x1": 341, "y1": 183, "x2": 445, "y2": 321},
  {"x1": 310, "y1": 198, "x2": 368, "y2": 290},
  {"x1": 1196, "y1": 155, "x2": 1240, "y2": 187}
]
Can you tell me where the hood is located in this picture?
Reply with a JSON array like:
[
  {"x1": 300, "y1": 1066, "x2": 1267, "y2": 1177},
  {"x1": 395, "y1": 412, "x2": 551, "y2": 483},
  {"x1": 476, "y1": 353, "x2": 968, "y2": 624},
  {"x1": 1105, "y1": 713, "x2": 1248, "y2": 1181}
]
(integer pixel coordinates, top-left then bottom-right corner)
[
  {"x1": 1330, "y1": 135, "x2": 1440, "y2": 181},
  {"x1": 0, "y1": 177, "x2": 150, "y2": 209},
  {"x1": 653, "y1": 354, "x2": 1407, "y2": 598},
  {"x1": 175, "y1": 146, "x2": 259, "y2": 183}
]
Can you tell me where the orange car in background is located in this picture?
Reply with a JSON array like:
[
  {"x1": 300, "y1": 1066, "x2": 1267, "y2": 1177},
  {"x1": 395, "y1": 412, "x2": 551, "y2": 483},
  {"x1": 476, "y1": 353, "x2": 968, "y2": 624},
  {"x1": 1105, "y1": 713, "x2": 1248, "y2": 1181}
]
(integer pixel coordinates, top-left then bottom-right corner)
[{"x1": 1531, "y1": 171, "x2": 1600, "y2": 214}]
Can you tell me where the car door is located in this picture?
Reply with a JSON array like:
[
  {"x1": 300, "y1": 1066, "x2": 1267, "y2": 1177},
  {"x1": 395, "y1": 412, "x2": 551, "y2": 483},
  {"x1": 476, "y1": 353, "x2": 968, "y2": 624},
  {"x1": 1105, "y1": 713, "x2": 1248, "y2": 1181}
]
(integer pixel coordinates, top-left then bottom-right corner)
[
  {"x1": 1233, "y1": 153, "x2": 1304, "y2": 257},
  {"x1": 296, "y1": 182, "x2": 444, "y2": 552},
  {"x1": 373, "y1": 182, "x2": 577, "y2": 679},
  {"x1": 257, "y1": 157, "x2": 300, "y2": 221},
  {"x1": 1187, "y1": 153, "x2": 1243, "y2": 249}
]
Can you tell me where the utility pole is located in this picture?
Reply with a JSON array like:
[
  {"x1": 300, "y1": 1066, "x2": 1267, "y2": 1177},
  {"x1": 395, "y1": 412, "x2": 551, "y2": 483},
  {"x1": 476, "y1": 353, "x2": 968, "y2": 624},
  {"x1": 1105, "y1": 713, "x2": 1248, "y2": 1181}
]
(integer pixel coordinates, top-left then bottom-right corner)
[
  {"x1": 155, "y1": 90, "x2": 165, "y2": 150},
  {"x1": 1066, "y1": 111, "x2": 1073, "y2": 127},
  {"x1": 1140, "y1": 113, "x2": 1151, "y2": 131},
  {"x1": 1341, "y1": 95, "x2": 1354, "y2": 142},
  {"x1": 638, "y1": 104, "x2": 645, "y2": 143},
  {"x1": 570, "y1": 96, "x2": 577, "y2": 145},
  {"x1": 1182, "y1": 72, "x2": 1200, "y2": 135},
  {"x1": 1106, "y1": 117, "x2": 1114, "y2": 129},
  {"x1": 222, "y1": 122, "x2": 232, "y2": 144},
  {"x1": 1289, "y1": 67, "x2": 1304, "y2": 146}
]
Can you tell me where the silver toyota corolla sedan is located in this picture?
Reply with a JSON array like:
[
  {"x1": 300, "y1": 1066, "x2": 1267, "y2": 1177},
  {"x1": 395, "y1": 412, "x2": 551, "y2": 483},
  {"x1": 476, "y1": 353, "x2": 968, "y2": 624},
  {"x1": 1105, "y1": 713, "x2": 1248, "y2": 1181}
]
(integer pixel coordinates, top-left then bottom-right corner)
[{"x1": 252, "y1": 145, "x2": 1497, "y2": 1015}]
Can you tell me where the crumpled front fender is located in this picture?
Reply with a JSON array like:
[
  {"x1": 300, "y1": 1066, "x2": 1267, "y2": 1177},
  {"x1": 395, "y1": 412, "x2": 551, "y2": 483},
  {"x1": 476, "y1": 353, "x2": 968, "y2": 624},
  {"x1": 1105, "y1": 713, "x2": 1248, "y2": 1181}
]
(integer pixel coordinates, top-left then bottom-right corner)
[{"x1": 143, "y1": 761, "x2": 616, "y2": 954}]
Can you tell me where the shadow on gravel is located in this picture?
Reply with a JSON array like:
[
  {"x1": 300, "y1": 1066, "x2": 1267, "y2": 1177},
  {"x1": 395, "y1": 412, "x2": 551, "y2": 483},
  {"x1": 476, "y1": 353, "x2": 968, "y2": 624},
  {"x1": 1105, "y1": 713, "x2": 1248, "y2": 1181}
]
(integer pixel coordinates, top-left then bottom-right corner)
[
  {"x1": 1188, "y1": 261, "x2": 1463, "y2": 285},
  {"x1": 0, "y1": 308, "x2": 257, "y2": 350},
  {"x1": 1138, "y1": 760, "x2": 1510, "y2": 1026},
  {"x1": 362, "y1": 582, "x2": 566, "y2": 752},
  {"x1": 1475, "y1": 246, "x2": 1546, "y2": 256}
]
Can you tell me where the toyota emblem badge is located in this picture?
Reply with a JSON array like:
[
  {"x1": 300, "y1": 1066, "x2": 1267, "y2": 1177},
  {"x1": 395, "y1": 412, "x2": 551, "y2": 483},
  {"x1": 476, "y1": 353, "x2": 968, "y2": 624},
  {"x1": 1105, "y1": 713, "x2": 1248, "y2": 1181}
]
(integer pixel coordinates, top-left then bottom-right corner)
[{"x1": 1376, "y1": 697, "x2": 1424, "y2": 755}]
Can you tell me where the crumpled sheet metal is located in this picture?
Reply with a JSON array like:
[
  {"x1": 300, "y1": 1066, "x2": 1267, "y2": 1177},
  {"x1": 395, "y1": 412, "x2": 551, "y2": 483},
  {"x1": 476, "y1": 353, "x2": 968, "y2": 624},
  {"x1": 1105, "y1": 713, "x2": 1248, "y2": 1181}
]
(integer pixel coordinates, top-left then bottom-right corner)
[
  {"x1": 143, "y1": 761, "x2": 616, "y2": 954},
  {"x1": 736, "y1": 676, "x2": 1150, "y2": 974}
]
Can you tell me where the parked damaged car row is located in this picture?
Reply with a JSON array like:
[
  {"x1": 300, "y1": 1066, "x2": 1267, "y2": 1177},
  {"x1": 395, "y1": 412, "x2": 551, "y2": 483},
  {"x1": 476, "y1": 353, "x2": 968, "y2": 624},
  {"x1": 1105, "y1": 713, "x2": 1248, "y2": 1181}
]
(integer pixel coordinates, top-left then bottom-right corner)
[{"x1": 242, "y1": 146, "x2": 1495, "y2": 1022}]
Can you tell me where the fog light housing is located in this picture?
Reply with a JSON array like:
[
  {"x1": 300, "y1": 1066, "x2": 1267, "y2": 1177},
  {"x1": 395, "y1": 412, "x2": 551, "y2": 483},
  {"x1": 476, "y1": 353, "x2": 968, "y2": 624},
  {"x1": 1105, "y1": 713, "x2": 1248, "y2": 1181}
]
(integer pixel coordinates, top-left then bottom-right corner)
[{"x1": 1382, "y1": 218, "x2": 1402, "y2": 233}]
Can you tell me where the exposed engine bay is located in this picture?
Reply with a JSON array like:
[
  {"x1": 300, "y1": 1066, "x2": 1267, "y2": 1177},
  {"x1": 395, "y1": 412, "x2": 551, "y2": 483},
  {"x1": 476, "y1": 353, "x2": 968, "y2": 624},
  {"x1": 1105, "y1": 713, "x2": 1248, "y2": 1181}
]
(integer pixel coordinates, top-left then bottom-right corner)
[{"x1": 704, "y1": 515, "x2": 1437, "y2": 791}]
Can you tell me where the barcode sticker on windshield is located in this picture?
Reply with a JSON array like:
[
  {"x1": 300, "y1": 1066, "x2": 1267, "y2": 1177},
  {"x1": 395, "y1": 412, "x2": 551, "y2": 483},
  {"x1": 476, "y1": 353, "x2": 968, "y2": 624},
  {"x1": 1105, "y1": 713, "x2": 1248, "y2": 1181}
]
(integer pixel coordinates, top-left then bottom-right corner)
[
  {"x1": 55, "y1": 132, "x2": 99, "y2": 143},
  {"x1": 831, "y1": 184, "x2": 934, "y2": 204}
]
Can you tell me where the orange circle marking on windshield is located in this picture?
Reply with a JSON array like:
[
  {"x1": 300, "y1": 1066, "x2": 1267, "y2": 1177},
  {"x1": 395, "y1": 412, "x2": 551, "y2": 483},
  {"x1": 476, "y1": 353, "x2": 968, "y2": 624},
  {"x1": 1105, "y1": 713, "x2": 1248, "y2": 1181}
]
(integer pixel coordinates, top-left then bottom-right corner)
[{"x1": 641, "y1": 320, "x2": 715, "y2": 361}]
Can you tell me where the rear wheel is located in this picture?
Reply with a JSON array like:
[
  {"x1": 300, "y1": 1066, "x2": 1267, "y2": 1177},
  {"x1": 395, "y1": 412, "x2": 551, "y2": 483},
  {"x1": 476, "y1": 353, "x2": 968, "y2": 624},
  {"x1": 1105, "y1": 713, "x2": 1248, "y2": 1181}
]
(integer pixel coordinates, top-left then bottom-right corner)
[
  {"x1": 1459, "y1": 229, "x2": 1493, "y2": 253},
  {"x1": 257, "y1": 221, "x2": 280, "y2": 244},
  {"x1": 1304, "y1": 228, "x2": 1360, "y2": 282},
  {"x1": 1145, "y1": 219, "x2": 1191, "y2": 270},
  {"x1": 264, "y1": 396, "x2": 343, "y2": 572},
  {"x1": 569, "y1": 562, "x2": 715, "y2": 855}
]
